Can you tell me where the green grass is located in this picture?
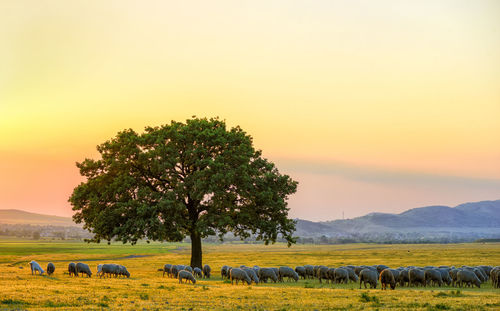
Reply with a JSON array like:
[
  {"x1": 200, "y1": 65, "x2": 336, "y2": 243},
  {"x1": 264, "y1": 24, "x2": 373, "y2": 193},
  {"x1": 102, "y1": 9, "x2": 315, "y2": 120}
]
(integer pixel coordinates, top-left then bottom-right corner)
[{"x1": 0, "y1": 239, "x2": 499, "y2": 310}]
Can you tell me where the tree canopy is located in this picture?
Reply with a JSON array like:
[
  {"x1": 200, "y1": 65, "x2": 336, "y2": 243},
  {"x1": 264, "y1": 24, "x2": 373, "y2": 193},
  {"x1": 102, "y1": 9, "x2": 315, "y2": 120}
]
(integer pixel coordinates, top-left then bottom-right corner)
[{"x1": 69, "y1": 117, "x2": 298, "y2": 267}]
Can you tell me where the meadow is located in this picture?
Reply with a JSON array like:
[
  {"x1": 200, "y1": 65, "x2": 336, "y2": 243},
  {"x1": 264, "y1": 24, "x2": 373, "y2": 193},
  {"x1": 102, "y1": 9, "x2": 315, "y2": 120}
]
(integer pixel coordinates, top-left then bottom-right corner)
[{"x1": 0, "y1": 238, "x2": 499, "y2": 310}]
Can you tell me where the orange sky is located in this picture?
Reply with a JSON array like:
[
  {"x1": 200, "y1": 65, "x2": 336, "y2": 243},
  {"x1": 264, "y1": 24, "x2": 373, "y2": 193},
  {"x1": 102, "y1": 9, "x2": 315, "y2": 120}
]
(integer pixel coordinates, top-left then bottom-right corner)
[{"x1": 1, "y1": 0, "x2": 499, "y2": 220}]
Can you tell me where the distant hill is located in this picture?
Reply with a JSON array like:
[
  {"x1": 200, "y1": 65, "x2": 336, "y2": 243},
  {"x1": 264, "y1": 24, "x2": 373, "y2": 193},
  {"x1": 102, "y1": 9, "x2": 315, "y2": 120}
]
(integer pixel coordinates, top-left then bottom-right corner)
[
  {"x1": 295, "y1": 200, "x2": 500, "y2": 238},
  {"x1": 2, "y1": 200, "x2": 500, "y2": 242},
  {"x1": 0, "y1": 209, "x2": 77, "y2": 226}
]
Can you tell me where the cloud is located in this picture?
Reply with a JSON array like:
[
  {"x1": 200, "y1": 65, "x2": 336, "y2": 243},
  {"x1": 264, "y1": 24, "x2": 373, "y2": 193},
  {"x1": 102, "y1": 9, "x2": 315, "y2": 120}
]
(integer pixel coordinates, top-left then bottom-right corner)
[{"x1": 275, "y1": 157, "x2": 500, "y2": 189}]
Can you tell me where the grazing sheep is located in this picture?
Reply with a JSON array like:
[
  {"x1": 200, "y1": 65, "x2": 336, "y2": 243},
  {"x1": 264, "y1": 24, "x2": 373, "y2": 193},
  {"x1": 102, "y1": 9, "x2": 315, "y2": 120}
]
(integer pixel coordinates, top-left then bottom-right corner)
[
  {"x1": 304, "y1": 265, "x2": 315, "y2": 279},
  {"x1": 334, "y1": 268, "x2": 349, "y2": 284},
  {"x1": 473, "y1": 268, "x2": 486, "y2": 283},
  {"x1": 398, "y1": 269, "x2": 410, "y2": 287},
  {"x1": 118, "y1": 265, "x2": 130, "y2": 278},
  {"x1": 387, "y1": 269, "x2": 399, "y2": 282},
  {"x1": 221, "y1": 265, "x2": 230, "y2": 279},
  {"x1": 379, "y1": 269, "x2": 396, "y2": 290},
  {"x1": 437, "y1": 268, "x2": 452, "y2": 286},
  {"x1": 178, "y1": 270, "x2": 196, "y2": 284},
  {"x1": 409, "y1": 269, "x2": 425, "y2": 287},
  {"x1": 359, "y1": 269, "x2": 378, "y2": 289},
  {"x1": 344, "y1": 267, "x2": 359, "y2": 283},
  {"x1": 101, "y1": 264, "x2": 119, "y2": 278},
  {"x1": 327, "y1": 268, "x2": 336, "y2": 283},
  {"x1": 490, "y1": 266, "x2": 499, "y2": 288},
  {"x1": 295, "y1": 266, "x2": 307, "y2": 280},
  {"x1": 46, "y1": 262, "x2": 55, "y2": 275},
  {"x1": 230, "y1": 268, "x2": 251, "y2": 285},
  {"x1": 97, "y1": 264, "x2": 104, "y2": 278},
  {"x1": 68, "y1": 262, "x2": 77, "y2": 277},
  {"x1": 29, "y1": 260, "x2": 45, "y2": 275},
  {"x1": 76, "y1": 263, "x2": 92, "y2": 278},
  {"x1": 424, "y1": 269, "x2": 443, "y2": 287},
  {"x1": 317, "y1": 266, "x2": 330, "y2": 284},
  {"x1": 193, "y1": 267, "x2": 203, "y2": 278},
  {"x1": 279, "y1": 266, "x2": 299, "y2": 282},
  {"x1": 258, "y1": 268, "x2": 278, "y2": 283},
  {"x1": 171, "y1": 265, "x2": 183, "y2": 278},
  {"x1": 163, "y1": 264, "x2": 172, "y2": 277},
  {"x1": 450, "y1": 268, "x2": 460, "y2": 287},
  {"x1": 242, "y1": 268, "x2": 260, "y2": 284},
  {"x1": 203, "y1": 264, "x2": 211, "y2": 279},
  {"x1": 457, "y1": 270, "x2": 481, "y2": 288},
  {"x1": 478, "y1": 265, "x2": 492, "y2": 277},
  {"x1": 184, "y1": 266, "x2": 193, "y2": 274}
]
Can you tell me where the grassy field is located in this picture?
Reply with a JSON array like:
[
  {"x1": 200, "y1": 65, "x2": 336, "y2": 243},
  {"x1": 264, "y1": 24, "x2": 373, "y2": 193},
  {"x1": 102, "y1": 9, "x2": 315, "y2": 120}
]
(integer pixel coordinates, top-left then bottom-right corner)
[{"x1": 0, "y1": 239, "x2": 499, "y2": 310}]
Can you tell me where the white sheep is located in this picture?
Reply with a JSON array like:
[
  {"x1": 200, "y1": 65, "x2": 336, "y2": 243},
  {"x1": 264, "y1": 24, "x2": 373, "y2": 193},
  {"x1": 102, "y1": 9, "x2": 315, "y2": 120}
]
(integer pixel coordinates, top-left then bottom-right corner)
[{"x1": 29, "y1": 260, "x2": 45, "y2": 275}]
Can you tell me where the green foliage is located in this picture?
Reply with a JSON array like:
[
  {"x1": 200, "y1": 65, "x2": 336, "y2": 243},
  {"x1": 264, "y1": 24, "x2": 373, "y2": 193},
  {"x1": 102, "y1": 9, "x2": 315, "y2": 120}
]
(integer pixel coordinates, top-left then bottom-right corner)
[
  {"x1": 69, "y1": 117, "x2": 298, "y2": 266},
  {"x1": 360, "y1": 292, "x2": 379, "y2": 303},
  {"x1": 1, "y1": 298, "x2": 28, "y2": 305},
  {"x1": 139, "y1": 293, "x2": 149, "y2": 300},
  {"x1": 434, "y1": 290, "x2": 464, "y2": 298},
  {"x1": 428, "y1": 303, "x2": 451, "y2": 310}
]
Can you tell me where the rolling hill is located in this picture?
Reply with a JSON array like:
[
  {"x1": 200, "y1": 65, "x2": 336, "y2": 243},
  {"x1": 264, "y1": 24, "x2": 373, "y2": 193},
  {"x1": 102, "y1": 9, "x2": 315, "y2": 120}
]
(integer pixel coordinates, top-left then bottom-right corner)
[{"x1": 0, "y1": 209, "x2": 77, "y2": 226}]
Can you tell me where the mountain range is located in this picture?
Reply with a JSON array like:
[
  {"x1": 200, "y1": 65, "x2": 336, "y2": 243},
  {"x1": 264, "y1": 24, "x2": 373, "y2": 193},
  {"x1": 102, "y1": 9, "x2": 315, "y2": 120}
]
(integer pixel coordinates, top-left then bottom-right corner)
[
  {"x1": 1, "y1": 200, "x2": 500, "y2": 239},
  {"x1": 295, "y1": 200, "x2": 500, "y2": 237}
]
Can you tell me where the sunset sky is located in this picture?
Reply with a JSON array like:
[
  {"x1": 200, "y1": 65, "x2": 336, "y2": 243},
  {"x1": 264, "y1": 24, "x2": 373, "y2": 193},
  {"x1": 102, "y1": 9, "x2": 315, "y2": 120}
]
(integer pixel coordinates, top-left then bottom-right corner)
[{"x1": 1, "y1": 0, "x2": 499, "y2": 221}]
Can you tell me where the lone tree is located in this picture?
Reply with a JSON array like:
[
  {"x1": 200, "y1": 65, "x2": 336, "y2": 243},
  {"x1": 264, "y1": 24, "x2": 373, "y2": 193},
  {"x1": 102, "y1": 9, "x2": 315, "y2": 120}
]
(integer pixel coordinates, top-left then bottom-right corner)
[{"x1": 69, "y1": 117, "x2": 298, "y2": 268}]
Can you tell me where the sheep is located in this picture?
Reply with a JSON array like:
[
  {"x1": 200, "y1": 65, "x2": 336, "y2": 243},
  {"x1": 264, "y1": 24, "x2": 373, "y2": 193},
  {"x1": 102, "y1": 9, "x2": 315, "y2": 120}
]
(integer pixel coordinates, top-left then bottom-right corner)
[
  {"x1": 449, "y1": 268, "x2": 460, "y2": 287},
  {"x1": 29, "y1": 260, "x2": 45, "y2": 275},
  {"x1": 424, "y1": 269, "x2": 443, "y2": 287},
  {"x1": 437, "y1": 268, "x2": 452, "y2": 286},
  {"x1": 490, "y1": 266, "x2": 500, "y2": 288},
  {"x1": 304, "y1": 265, "x2": 315, "y2": 279},
  {"x1": 97, "y1": 264, "x2": 104, "y2": 278},
  {"x1": 334, "y1": 268, "x2": 349, "y2": 284},
  {"x1": 68, "y1": 262, "x2": 77, "y2": 277},
  {"x1": 203, "y1": 264, "x2": 211, "y2": 279},
  {"x1": 473, "y1": 268, "x2": 487, "y2": 283},
  {"x1": 171, "y1": 265, "x2": 183, "y2": 278},
  {"x1": 295, "y1": 266, "x2": 307, "y2": 280},
  {"x1": 327, "y1": 268, "x2": 336, "y2": 283},
  {"x1": 409, "y1": 269, "x2": 425, "y2": 287},
  {"x1": 379, "y1": 269, "x2": 396, "y2": 290},
  {"x1": 317, "y1": 266, "x2": 330, "y2": 283},
  {"x1": 184, "y1": 266, "x2": 193, "y2": 274},
  {"x1": 345, "y1": 267, "x2": 359, "y2": 283},
  {"x1": 101, "y1": 264, "x2": 119, "y2": 278},
  {"x1": 230, "y1": 268, "x2": 251, "y2": 285},
  {"x1": 359, "y1": 269, "x2": 378, "y2": 289},
  {"x1": 193, "y1": 267, "x2": 203, "y2": 278},
  {"x1": 457, "y1": 270, "x2": 481, "y2": 288},
  {"x1": 76, "y1": 262, "x2": 92, "y2": 278},
  {"x1": 278, "y1": 266, "x2": 299, "y2": 282},
  {"x1": 178, "y1": 270, "x2": 196, "y2": 284},
  {"x1": 258, "y1": 268, "x2": 278, "y2": 283},
  {"x1": 221, "y1": 265, "x2": 230, "y2": 279},
  {"x1": 163, "y1": 264, "x2": 172, "y2": 277},
  {"x1": 46, "y1": 262, "x2": 55, "y2": 275},
  {"x1": 118, "y1": 265, "x2": 130, "y2": 278},
  {"x1": 398, "y1": 269, "x2": 410, "y2": 287},
  {"x1": 242, "y1": 268, "x2": 260, "y2": 284}
]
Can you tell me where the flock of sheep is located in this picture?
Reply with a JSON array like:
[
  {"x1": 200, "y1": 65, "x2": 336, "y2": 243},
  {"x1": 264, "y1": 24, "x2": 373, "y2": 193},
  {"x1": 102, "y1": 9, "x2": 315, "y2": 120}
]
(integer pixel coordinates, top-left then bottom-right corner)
[
  {"x1": 163, "y1": 263, "x2": 500, "y2": 290},
  {"x1": 28, "y1": 261, "x2": 130, "y2": 278},
  {"x1": 29, "y1": 260, "x2": 500, "y2": 290}
]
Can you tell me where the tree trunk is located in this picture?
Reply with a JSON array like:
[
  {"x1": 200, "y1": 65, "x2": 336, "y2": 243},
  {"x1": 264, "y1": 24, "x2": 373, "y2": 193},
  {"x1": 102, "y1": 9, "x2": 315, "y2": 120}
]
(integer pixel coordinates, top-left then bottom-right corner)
[{"x1": 190, "y1": 230, "x2": 202, "y2": 269}]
